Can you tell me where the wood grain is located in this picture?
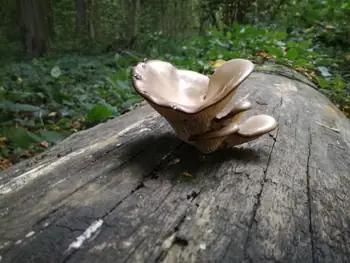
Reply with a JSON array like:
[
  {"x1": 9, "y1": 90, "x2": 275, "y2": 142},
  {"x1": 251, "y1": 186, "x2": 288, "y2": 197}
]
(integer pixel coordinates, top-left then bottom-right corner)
[{"x1": 1, "y1": 65, "x2": 349, "y2": 263}]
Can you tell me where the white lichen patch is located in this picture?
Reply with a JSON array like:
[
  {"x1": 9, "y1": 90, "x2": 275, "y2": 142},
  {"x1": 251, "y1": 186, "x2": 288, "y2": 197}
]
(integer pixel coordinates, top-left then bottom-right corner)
[
  {"x1": 167, "y1": 158, "x2": 180, "y2": 166},
  {"x1": 196, "y1": 205, "x2": 211, "y2": 226},
  {"x1": 273, "y1": 81, "x2": 298, "y2": 105},
  {"x1": 25, "y1": 231, "x2": 35, "y2": 238},
  {"x1": 89, "y1": 241, "x2": 118, "y2": 253},
  {"x1": 51, "y1": 178, "x2": 67, "y2": 187},
  {"x1": 68, "y1": 219, "x2": 104, "y2": 250},
  {"x1": 138, "y1": 128, "x2": 151, "y2": 133},
  {"x1": 162, "y1": 233, "x2": 176, "y2": 250},
  {"x1": 123, "y1": 241, "x2": 132, "y2": 247},
  {"x1": 89, "y1": 241, "x2": 107, "y2": 252},
  {"x1": 0, "y1": 241, "x2": 10, "y2": 250}
]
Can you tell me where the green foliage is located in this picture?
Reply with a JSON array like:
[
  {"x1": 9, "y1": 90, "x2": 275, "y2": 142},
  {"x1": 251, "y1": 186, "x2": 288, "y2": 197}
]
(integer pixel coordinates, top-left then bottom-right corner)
[
  {"x1": 86, "y1": 104, "x2": 113, "y2": 122},
  {"x1": 172, "y1": 24, "x2": 349, "y2": 117},
  {"x1": 0, "y1": 53, "x2": 143, "y2": 164}
]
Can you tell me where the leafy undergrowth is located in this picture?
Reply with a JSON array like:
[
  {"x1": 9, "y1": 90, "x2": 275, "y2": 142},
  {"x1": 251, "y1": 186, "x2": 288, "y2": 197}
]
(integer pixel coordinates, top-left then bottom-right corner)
[
  {"x1": 161, "y1": 24, "x2": 349, "y2": 115},
  {"x1": 1, "y1": 24, "x2": 349, "y2": 171},
  {"x1": 0, "y1": 52, "x2": 143, "y2": 168}
]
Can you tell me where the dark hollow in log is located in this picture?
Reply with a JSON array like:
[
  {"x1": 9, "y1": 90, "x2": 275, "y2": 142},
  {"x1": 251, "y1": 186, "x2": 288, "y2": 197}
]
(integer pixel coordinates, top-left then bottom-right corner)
[{"x1": 0, "y1": 65, "x2": 349, "y2": 263}]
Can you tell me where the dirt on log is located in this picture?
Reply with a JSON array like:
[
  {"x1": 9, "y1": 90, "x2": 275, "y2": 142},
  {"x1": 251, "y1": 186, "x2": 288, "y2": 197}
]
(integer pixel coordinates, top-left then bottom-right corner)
[{"x1": 0, "y1": 65, "x2": 349, "y2": 263}]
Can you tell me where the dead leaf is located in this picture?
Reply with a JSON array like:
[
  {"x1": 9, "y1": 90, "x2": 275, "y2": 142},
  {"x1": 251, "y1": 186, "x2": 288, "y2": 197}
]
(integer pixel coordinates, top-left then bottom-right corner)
[
  {"x1": 0, "y1": 157, "x2": 12, "y2": 171},
  {"x1": 0, "y1": 137, "x2": 7, "y2": 148},
  {"x1": 256, "y1": 50, "x2": 276, "y2": 59},
  {"x1": 20, "y1": 151, "x2": 32, "y2": 158},
  {"x1": 40, "y1": 141, "x2": 49, "y2": 148},
  {"x1": 208, "y1": 59, "x2": 226, "y2": 68},
  {"x1": 182, "y1": 171, "x2": 192, "y2": 177}
]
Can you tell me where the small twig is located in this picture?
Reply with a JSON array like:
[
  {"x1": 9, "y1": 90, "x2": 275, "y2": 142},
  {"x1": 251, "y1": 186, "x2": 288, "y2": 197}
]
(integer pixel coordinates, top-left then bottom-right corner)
[
  {"x1": 337, "y1": 140, "x2": 346, "y2": 150},
  {"x1": 315, "y1": 121, "x2": 340, "y2": 133}
]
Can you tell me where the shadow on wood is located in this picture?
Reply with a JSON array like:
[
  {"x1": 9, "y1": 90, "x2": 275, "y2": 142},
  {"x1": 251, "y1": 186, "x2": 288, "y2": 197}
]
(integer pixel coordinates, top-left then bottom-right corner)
[{"x1": 0, "y1": 65, "x2": 349, "y2": 263}]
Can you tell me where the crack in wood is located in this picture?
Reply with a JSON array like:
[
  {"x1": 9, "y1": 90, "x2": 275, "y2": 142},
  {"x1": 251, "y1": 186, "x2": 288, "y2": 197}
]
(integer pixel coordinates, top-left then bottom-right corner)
[
  {"x1": 32, "y1": 145, "x2": 149, "y2": 229},
  {"x1": 59, "y1": 143, "x2": 183, "y2": 263},
  {"x1": 242, "y1": 88, "x2": 283, "y2": 261},
  {"x1": 307, "y1": 125, "x2": 316, "y2": 263},
  {"x1": 154, "y1": 188, "x2": 203, "y2": 263},
  {"x1": 242, "y1": 126, "x2": 280, "y2": 261},
  {"x1": 0, "y1": 141, "x2": 156, "y2": 258}
]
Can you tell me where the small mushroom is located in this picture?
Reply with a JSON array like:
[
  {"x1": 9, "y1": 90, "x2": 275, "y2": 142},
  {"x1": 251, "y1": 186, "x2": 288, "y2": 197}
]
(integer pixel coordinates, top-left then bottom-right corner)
[
  {"x1": 216, "y1": 98, "x2": 252, "y2": 120},
  {"x1": 223, "y1": 114, "x2": 278, "y2": 147},
  {"x1": 237, "y1": 114, "x2": 277, "y2": 138}
]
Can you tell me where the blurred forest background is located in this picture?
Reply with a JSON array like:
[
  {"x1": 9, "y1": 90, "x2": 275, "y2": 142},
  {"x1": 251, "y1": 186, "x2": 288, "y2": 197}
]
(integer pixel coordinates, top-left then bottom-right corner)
[{"x1": 0, "y1": 0, "x2": 349, "y2": 170}]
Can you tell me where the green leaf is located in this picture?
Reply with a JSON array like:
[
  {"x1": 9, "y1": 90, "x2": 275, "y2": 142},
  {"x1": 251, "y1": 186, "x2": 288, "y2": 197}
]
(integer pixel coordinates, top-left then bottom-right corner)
[
  {"x1": 27, "y1": 131, "x2": 44, "y2": 143},
  {"x1": 0, "y1": 100, "x2": 41, "y2": 112},
  {"x1": 51, "y1": 66, "x2": 62, "y2": 78},
  {"x1": 316, "y1": 77, "x2": 330, "y2": 89},
  {"x1": 121, "y1": 98, "x2": 142, "y2": 109},
  {"x1": 39, "y1": 130, "x2": 66, "y2": 144},
  {"x1": 86, "y1": 104, "x2": 113, "y2": 121},
  {"x1": 273, "y1": 32, "x2": 287, "y2": 40},
  {"x1": 299, "y1": 41, "x2": 311, "y2": 49},
  {"x1": 294, "y1": 58, "x2": 311, "y2": 67},
  {"x1": 286, "y1": 48, "x2": 299, "y2": 60},
  {"x1": 1, "y1": 127, "x2": 38, "y2": 149},
  {"x1": 266, "y1": 46, "x2": 283, "y2": 57}
]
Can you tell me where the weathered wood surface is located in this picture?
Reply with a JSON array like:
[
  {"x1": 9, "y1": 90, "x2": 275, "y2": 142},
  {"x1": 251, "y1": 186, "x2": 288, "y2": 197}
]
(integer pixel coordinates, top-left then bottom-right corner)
[{"x1": 0, "y1": 65, "x2": 349, "y2": 263}]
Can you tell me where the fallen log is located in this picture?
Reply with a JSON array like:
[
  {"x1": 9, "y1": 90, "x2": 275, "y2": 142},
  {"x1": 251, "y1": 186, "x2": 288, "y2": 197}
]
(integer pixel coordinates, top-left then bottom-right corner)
[{"x1": 0, "y1": 64, "x2": 349, "y2": 263}]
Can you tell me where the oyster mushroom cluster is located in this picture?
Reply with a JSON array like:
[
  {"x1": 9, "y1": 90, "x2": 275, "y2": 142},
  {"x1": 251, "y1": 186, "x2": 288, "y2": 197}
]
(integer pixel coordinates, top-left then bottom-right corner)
[{"x1": 131, "y1": 58, "x2": 277, "y2": 154}]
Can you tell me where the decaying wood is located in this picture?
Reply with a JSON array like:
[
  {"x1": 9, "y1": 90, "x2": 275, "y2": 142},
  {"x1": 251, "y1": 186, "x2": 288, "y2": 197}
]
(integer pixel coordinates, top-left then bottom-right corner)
[{"x1": 0, "y1": 65, "x2": 349, "y2": 263}]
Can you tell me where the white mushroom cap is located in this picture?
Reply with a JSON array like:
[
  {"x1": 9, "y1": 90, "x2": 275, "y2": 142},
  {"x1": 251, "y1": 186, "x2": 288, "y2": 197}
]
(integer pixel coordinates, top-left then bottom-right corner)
[
  {"x1": 237, "y1": 114, "x2": 278, "y2": 137},
  {"x1": 131, "y1": 59, "x2": 254, "y2": 114}
]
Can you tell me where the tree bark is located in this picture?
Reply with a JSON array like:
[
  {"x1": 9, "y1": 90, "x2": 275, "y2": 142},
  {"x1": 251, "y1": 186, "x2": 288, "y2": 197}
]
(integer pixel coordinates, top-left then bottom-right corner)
[
  {"x1": 129, "y1": 0, "x2": 140, "y2": 48},
  {"x1": 75, "y1": 0, "x2": 87, "y2": 36},
  {"x1": 17, "y1": 0, "x2": 51, "y2": 57},
  {"x1": 87, "y1": 0, "x2": 95, "y2": 40}
]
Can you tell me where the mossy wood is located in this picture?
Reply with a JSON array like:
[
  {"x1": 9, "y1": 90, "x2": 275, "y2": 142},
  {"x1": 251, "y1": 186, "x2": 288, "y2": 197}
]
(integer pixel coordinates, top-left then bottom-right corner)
[{"x1": 0, "y1": 65, "x2": 349, "y2": 263}]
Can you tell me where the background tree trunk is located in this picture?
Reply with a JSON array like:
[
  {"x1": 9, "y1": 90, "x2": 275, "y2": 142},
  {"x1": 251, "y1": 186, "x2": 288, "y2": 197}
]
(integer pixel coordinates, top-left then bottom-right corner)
[
  {"x1": 87, "y1": 0, "x2": 95, "y2": 41},
  {"x1": 129, "y1": 0, "x2": 140, "y2": 48},
  {"x1": 17, "y1": 0, "x2": 51, "y2": 58},
  {"x1": 75, "y1": 0, "x2": 87, "y2": 36}
]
